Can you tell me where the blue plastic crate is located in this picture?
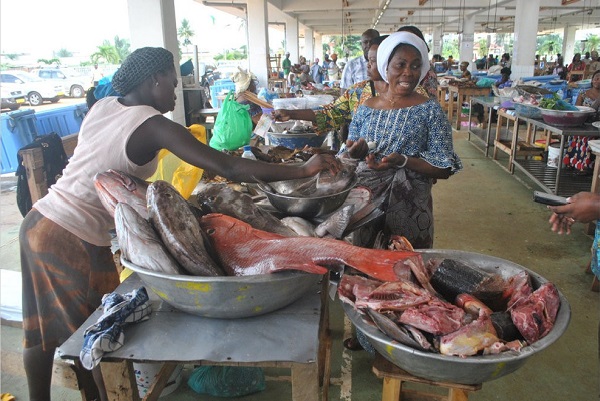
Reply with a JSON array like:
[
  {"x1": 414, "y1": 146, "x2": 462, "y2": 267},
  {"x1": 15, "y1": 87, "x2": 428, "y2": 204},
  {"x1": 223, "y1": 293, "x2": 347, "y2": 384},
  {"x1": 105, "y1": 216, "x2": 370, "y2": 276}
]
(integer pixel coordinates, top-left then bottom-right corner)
[
  {"x1": 542, "y1": 82, "x2": 568, "y2": 99},
  {"x1": 35, "y1": 103, "x2": 88, "y2": 137},
  {"x1": 521, "y1": 75, "x2": 560, "y2": 83},
  {"x1": 1, "y1": 109, "x2": 39, "y2": 174},
  {"x1": 209, "y1": 79, "x2": 236, "y2": 108}
]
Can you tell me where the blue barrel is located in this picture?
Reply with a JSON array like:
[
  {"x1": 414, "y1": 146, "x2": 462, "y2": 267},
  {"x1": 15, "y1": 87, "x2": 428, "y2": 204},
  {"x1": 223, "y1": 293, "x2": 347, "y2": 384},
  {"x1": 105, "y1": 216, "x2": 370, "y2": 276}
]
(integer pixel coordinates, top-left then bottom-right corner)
[
  {"x1": 35, "y1": 103, "x2": 88, "y2": 137},
  {"x1": 1, "y1": 109, "x2": 39, "y2": 174}
]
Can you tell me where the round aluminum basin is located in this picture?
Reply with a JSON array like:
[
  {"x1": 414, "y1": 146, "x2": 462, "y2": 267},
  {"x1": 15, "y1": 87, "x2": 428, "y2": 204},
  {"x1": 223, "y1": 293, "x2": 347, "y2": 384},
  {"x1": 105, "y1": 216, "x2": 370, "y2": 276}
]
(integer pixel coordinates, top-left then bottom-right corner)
[
  {"x1": 540, "y1": 106, "x2": 595, "y2": 127},
  {"x1": 343, "y1": 249, "x2": 571, "y2": 385},
  {"x1": 122, "y1": 258, "x2": 321, "y2": 319},
  {"x1": 261, "y1": 175, "x2": 358, "y2": 218}
]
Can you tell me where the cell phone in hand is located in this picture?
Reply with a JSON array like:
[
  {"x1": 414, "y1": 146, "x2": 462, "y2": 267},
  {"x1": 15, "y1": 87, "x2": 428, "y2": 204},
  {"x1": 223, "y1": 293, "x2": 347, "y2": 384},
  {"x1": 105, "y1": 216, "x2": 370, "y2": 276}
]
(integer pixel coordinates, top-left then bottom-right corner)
[{"x1": 532, "y1": 191, "x2": 569, "y2": 206}]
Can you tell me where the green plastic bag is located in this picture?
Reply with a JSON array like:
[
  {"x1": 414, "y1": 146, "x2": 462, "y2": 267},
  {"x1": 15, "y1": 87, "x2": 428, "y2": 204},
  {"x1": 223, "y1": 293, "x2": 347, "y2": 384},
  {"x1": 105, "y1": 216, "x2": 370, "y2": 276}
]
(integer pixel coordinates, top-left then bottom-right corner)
[
  {"x1": 187, "y1": 365, "x2": 266, "y2": 397},
  {"x1": 209, "y1": 91, "x2": 253, "y2": 151}
]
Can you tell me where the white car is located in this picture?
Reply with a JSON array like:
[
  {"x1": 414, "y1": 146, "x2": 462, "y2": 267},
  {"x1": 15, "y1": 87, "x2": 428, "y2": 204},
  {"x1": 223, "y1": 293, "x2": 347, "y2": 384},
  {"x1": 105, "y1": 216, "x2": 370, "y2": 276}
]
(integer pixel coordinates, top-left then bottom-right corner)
[
  {"x1": 0, "y1": 71, "x2": 64, "y2": 106},
  {"x1": 31, "y1": 67, "x2": 91, "y2": 98},
  {"x1": 0, "y1": 87, "x2": 27, "y2": 111}
]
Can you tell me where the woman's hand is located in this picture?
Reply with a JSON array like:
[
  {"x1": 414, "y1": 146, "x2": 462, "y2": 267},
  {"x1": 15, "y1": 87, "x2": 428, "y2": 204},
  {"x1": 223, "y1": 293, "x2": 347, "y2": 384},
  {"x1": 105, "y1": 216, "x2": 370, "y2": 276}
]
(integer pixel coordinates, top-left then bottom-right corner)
[
  {"x1": 548, "y1": 192, "x2": 600, "y2": 234},
  {"x1": 365, "y1": 152, "x2": 407, "y2": 171},
  {"x1": 302, "y1": 153, "x2": 341, "y2": 176},
  {"x1": 346, "y1": 138, "x2": 369, "y2": 159}
]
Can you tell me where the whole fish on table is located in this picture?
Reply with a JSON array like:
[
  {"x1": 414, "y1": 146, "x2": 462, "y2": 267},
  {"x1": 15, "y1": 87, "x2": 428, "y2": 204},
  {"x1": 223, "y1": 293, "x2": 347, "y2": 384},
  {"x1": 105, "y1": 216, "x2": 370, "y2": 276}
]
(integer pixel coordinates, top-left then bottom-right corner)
[
  {"x1": 198, "y1": 213, "x2": 424, "y2": 281},
  {"x1": 147, "y1": 180, "x2": 224, "y2": 277},
  {"x1": 193, "y1": 182, "x2": 296, "y2": 237},
  {"x1": 114, "y1": 202, "x2": 184, "y2": 275},
  {"x1": 94, "y1": 169, "x2": 149, "y2": 219}
]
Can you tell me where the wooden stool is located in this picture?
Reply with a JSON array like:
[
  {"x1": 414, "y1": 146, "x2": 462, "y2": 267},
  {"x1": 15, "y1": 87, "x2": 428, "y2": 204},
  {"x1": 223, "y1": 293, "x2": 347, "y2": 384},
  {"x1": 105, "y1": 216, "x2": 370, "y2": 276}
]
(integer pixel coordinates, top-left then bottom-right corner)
[{"x1": 372, "y1": 354, "x2": 482, "y2": 401}]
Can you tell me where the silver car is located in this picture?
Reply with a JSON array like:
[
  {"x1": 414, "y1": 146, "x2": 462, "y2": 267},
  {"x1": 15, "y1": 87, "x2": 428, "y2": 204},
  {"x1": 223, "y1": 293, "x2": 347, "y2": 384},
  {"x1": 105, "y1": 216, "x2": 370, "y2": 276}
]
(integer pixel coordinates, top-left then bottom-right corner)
[
  {"x1": 31, "y1": 67, "x2": 90, "y2": 98},
  {"x1": 0, "y1": 71, "x2": 64, "y2": 106},
  {"x1": 0, "y1": 87, "x2": 27, "y2": 111}
]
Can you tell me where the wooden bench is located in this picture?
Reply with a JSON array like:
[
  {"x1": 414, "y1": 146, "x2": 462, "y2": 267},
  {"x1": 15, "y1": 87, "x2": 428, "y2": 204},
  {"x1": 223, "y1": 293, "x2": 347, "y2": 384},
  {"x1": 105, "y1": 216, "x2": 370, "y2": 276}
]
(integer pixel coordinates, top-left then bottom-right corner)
[{"x1": 372, "y1": 354, "x2": 482, "y2": 401}]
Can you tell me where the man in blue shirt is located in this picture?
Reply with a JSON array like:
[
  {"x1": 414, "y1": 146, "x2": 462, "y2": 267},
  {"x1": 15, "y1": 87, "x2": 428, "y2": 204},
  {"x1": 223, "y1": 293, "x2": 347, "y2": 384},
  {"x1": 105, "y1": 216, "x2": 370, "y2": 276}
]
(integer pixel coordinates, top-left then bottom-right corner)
[{"x1": 340, "y1": 29, "x2": 379, "y2": 89}]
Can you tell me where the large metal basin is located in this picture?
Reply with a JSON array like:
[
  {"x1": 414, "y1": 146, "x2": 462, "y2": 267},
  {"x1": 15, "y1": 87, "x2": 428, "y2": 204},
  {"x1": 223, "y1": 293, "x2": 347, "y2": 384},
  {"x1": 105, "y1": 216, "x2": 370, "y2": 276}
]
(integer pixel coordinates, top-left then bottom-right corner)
[
  {"x1": 540, "y1": 106, "x2": 595, "y2": 127},
  {"x1": 122, "y1": 258, "x2": 321, "y2": 319},
  {"x1": 260, "y1": 175, "x2": 358, "y2": 218},
  {"x1": 343, "y1": 249, "x2": 571, "y2": 385}
]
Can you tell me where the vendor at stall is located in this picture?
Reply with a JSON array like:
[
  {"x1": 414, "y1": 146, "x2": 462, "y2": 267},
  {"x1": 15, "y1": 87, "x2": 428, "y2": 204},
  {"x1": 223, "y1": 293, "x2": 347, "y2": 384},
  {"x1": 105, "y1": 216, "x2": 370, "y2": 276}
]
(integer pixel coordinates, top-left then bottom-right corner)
[
  {"x1": 19, "y1": 46, "x2": 341, "y2": 401},
  {"x1": 232, "y1": 67, "x2": 262, "y2": 128}
]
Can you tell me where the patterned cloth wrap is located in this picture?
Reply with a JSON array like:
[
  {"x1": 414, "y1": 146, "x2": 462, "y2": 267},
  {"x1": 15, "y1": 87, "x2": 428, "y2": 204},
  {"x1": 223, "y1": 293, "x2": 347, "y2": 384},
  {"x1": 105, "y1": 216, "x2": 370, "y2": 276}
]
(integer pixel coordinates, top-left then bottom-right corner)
[{"x1": 80, "y1": 287, "x2": 151, "y2": 369}]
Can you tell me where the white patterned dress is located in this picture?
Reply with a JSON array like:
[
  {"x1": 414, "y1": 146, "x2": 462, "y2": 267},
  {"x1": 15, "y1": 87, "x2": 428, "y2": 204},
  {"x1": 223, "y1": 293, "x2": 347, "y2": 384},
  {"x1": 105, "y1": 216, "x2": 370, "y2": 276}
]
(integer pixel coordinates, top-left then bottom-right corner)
[{"x1": 345, "y1": 98, "x2": 462, "y2": 249}]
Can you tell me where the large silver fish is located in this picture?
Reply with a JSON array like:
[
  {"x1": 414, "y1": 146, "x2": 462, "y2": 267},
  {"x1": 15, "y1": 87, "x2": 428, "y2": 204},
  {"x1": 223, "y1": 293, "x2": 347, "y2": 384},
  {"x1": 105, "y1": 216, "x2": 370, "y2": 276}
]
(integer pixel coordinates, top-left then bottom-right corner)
[
  {"x1": 114, "y1": 202, "x2": 184, "y2": 275},
  {"x1": 193, "y1": 182, "x2": 297, "y2": 237},
  {"x1": 94, "y1": 169, "x2": 149, "y2": 219},
  {"x1": 147, "y1": 180, "x2": 224, "y2": 277}
]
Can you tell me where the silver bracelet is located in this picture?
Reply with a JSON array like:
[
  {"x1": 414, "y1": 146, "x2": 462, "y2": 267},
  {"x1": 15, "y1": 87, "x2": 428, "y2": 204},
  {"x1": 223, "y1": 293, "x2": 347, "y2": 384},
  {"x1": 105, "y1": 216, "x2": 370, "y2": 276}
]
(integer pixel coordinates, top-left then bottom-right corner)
[{"x1": 398, "y1": 154, "x2": 408, "y2": 168}]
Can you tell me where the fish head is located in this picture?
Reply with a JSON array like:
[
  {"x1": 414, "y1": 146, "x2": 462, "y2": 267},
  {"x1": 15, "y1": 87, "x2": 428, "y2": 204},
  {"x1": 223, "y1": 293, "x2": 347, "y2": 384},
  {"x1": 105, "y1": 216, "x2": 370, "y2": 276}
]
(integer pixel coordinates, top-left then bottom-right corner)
[{"x1": 94, "y1": 170, "x2": 149, "y2": 218}]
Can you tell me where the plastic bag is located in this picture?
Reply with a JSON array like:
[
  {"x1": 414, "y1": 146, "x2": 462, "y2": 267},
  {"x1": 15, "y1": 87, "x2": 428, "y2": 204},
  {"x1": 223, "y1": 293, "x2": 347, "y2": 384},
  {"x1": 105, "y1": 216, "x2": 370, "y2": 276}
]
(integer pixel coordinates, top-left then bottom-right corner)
[
  {"x1": 209, "y1": 91, "x2": 252, "y2": 151},
  {"x1": 187, "y1": 366, "x2": 266, "y2": 397},
  {"x1": 147, "y1": 124, "x2": 206, "y2": 199}
]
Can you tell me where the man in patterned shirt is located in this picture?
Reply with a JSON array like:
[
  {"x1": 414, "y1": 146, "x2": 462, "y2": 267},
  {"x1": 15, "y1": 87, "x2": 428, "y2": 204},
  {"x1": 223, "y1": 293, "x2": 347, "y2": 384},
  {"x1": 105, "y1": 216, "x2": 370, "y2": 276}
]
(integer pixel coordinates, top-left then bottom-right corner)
[{"x1": 340, "y1": 29, "x2": 379, "y2": 89}]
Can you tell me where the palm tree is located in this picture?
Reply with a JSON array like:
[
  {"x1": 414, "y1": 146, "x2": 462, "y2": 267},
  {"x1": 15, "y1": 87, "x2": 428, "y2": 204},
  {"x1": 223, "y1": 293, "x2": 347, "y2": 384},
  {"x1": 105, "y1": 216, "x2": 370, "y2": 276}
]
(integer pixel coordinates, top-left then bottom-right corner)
[
  {"x1": 178, "y1": 19, "x2": 195, "y2": 47},
  {"x1": 113, "y1": 36, "x2": 130, "y2": 63},
  {"x1": 586, "y1": 34, "x2": 599, "y2": 52},
  {"x1": 91, "y1": 41, "x2": 121, "y2": 64}
]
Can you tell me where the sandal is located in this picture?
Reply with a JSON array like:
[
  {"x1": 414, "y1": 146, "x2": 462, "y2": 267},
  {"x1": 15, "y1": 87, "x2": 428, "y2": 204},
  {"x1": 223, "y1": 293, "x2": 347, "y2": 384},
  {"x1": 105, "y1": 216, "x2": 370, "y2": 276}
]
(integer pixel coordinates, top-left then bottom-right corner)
[{"x1": 343, "y1": 337, "x2": 363, "y2": 351}]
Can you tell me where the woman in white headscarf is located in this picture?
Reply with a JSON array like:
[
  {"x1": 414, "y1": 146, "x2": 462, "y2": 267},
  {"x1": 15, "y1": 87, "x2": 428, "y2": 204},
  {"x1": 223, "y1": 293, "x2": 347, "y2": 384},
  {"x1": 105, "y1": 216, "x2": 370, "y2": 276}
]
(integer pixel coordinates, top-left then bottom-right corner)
[
  {"x1": 232, "y1": 67, "x2": 263, "y2": 127},
  {"x1": 340, "y1": 31, "x2": 462, "y2": 249}
]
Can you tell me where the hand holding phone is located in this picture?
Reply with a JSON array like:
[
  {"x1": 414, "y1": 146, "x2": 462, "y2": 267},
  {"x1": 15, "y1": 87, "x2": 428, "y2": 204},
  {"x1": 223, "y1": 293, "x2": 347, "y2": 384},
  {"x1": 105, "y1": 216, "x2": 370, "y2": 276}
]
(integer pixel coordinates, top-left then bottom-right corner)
[{"x1": 533, "y1": 191, "x2": 569, "y2": 206}]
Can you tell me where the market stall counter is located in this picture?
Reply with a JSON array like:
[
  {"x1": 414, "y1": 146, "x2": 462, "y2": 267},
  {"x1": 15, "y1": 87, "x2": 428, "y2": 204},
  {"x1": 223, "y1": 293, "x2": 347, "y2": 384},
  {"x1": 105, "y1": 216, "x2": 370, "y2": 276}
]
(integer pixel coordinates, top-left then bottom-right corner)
[
  {"x1": 447, "y1": 85, "x2": 491, "y2": 131},
  {"x1": 467, "y1": 96, "x2": 499, "y2": 156},
  {"x1": 57, "y1": 273, "x2": 332, "y2": 401}
]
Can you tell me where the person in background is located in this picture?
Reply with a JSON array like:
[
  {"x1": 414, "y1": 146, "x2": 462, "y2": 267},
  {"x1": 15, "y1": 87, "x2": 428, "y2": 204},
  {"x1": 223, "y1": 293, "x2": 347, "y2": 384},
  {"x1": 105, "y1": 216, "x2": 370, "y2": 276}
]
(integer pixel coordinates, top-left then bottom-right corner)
[
  {"x1": 328, "y1": 54, "x2": 340, "y2": 81},
  {"x1": 282, "y1": 52, "x2": 292, "y2": 78},
  {"x1": 273, "y1": 35, "x2": 390, "y2": 140},
  {"x1": 298, "y1": 64, "x2": 315, "y2": 87},
  {"x1": 589, "y1": 50, "x2": 600, "y2": 74},
  {"x1": 495, "y1": 67, "x2": 513, "y2": 89},
  {"x1": 445, "y1": 54, "x2": 455, "y2": 71},
  {"x1": 486, "y1": 54, "x2": 496, "y2": 69},
  {"x1": 340, "y1": 29, "x2": 380, "y2": 89},
  {"x1": 91, "y1": 63, "x2": 103, "y2": 87},
  {"x1": 500, "y1": 53, "x2": 511, "y2": 68},
  {"x1": 583, "y1": 51, "x2": 592, "y2": 65},
  {"x1": 322, "y1": 54, "x2": 332, "y2": 81},
  {"x1": 19, "y1": 47, "x2": 341, "y2": 401},
  {"x1": 458, "y1": 61, "x2": 472, "y2": 80},
  {"x1": 567, "y1": 53, "x2": 585, "y2": 82},
  {"x1": 553, "y1": 55, "x2": 567, "y2": 80},
  {"x1": 564, "y1": 69, "x2": 600, "y2": 175},
  {"x1": 547, "y1": 192, "x2": 600, "y2": 282},
  {"x1": 232, "y1": 68, "x2": 263, "y2": 128},
  {"x1": 310, "y1": 58, "x2": 324, "y2": 84}
]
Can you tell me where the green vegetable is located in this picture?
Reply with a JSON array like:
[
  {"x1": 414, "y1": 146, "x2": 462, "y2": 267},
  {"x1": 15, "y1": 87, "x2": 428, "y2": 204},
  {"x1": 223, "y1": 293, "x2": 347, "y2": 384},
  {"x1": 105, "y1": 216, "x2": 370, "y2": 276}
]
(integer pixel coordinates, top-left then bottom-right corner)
[{"x1": 539, "y1": 94, "x2": 560, "y2": 110}]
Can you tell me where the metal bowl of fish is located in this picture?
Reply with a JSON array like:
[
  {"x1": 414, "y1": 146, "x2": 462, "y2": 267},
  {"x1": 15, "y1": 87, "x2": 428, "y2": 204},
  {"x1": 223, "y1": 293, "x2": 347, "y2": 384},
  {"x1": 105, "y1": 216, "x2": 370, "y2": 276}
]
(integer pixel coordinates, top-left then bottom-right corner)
[
  {"x1": 342, "y1": 249, "x2": 571, "y2": 385},
  {"x1": 258, "y1": 174, "x2": 358, "y2": 218},
  {"x1": 121, "y1": 258, "x2": 321, "y2": 319}
]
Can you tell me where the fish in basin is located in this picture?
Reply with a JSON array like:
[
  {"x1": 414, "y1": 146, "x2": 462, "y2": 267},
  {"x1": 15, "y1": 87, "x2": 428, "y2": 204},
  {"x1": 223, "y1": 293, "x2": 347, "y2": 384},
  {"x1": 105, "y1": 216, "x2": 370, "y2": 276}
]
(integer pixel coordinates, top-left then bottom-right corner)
[
  {"x1": 198, "y1": 213, "x2": 424, "y2": 281},
  {"x1": 147, "y1": 180, "x2": 224, "y2": 277},
  {"x1": 94, "y1": 169, "x2": 149, "y2": 219}
]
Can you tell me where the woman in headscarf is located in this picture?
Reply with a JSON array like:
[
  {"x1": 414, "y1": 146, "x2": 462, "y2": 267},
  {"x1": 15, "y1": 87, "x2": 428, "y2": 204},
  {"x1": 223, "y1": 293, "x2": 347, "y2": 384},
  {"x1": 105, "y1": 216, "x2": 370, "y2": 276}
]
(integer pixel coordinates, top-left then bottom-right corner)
[
  {"x1": 340, "y1": 31, "x2": 462, "y2": 250},
  {"x1": 232, "y1": 67, "x2": 263, "y2": 127},
  {"x1": 19, "y1": 47, "x2": 340, "y2": 401}
]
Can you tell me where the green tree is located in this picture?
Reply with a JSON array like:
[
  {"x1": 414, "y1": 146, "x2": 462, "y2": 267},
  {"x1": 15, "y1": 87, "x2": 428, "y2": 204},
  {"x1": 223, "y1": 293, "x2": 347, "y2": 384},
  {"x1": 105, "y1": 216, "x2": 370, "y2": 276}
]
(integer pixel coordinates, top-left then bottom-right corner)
[
  {"x1": 55, "y1": 48, "x2": 72, "y2": 58},
  {"x1": 178, "y1": 18, "x2": 195, "y2": 47},
  {"x1": 37, "y1": 58, "x2": 60, "y2": 66},
  {"x1": 477, "y1": 38, "x2": 489, "y2": 58},
  {"x1": 113, "y1": 36, "x2": 130, "y2": 63},
  {"x1": 537, "y1": 34, "x2": 563, "y2": 59},
  {"x1": 91, "y1": 41, "x2": 121, "y2": 64},
  {"x1": 585, "y1": 34, "x2": 599, "y2": 52}
]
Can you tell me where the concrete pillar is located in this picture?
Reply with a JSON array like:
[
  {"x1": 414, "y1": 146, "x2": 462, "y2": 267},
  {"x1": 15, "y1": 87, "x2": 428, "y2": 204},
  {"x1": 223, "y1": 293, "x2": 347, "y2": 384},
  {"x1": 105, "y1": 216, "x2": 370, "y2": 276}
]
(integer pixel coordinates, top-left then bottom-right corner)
[
  {"x1": 512, "y1": 0, "x2": 540, "y2": 80},
  {"x1": 305, "y1": 28, "x2": 315, "y2": 63},
  {"x1": 459, "y1": 15, "x2": 475, "y2": 71},
  {"x1": 247, "y1": 0, "x2": 270, "y2": 89},
  {"x1": 562, "y1": 25, "x2": 579, "y2": 68},
  {"x1": 126, "y1": 0, "x2": 183, "y2": 124},
  {"x1": 314, "y1": 34, "x2": 323, "y2": 60},
  {"x1": 285, "y1": 15, "x2": 300, "y2": 63},
  {"x1": 433, "y1": 26, "x2": 443, "y2": 56}
]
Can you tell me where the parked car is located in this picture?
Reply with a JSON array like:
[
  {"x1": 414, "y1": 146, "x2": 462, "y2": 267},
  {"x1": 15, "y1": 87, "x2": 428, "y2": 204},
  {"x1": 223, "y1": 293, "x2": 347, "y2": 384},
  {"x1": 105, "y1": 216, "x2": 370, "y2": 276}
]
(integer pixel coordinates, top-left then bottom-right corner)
[
  {"x1": 0, "y1": 87, "x2": 27, "y2": 111},
  {"x1": 0, "y1": 71, "x2": 64, "y2": 106},
  {"x1": 31, "y1": 67, "x2": 91, "y2": 98}
]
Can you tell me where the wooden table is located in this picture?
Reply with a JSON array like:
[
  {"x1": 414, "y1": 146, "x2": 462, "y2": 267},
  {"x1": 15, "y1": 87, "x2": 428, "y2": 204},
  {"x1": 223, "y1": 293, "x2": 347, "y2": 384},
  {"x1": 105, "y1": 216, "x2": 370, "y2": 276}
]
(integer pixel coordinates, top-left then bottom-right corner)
[
  {"x1": 58, "y1": 274, "x2": 331, "y2": 401},
  {"x1": 447, "y1": 86, "x2": 491, "y2": 130},
  {"x1": 436, "y1": 86, "x2": 448, "y2": 112},
  {"x1": 493, "y1": 109, "x2": 543, "y2": 173}
]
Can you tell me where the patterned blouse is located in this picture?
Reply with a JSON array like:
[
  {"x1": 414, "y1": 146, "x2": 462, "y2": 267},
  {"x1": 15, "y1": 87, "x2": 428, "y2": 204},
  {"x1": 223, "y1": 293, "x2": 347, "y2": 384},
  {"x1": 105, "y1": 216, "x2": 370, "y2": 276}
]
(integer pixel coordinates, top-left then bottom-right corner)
[{"x1": 347, "y1": 98, "x2": 463, "y2": 173}]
